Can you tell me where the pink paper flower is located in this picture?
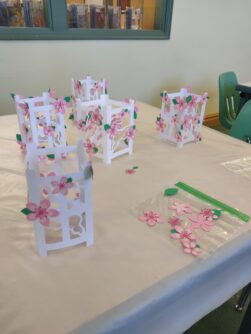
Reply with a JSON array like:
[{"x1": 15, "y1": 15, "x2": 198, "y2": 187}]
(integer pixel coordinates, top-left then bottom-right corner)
[
  {"x1": 182, "y1": 240, "x2": 201, "y2": 256},
  {"x1": 44, "y1": 125, "x2": 54, "y2": 136},
  {"x1": 201, "y1": 92, "x2": 208, "y2": 104},
  {"x1": 53, "y1": 97, "x2": 68, "y2": 114},
  {"x1": 91, "y1": 108, "x2": 103, "y2": 126},
  {"x1": 200, "y1": 208, "x2": 218, "y2": 221},
  {"x1": 188, "y1": 214, "x2": 216, "y2": 232},
  {"x1": 169, "y1": 200, "x2": 193, "y2": 216},
  {"x1": 26, "y1": 199, "x2": 59, "y2": 226},
  {"x1": 170, "y1": 226, "x2": 196, "y2": 241},
  {"x1": 162, "y1": 95, "x2": 170, "y2": 104},
  {"x1": 17, "y1": 141, "x2": 26, "y2": 154},
  {"x1": 125, "y1": 126, "x2": 136, "y2": 140},
  {"x1": 51, "y1": 176, "x2": 74, "y2": 196},
  {"x1": 183, "y1": 114, "x2": 192, "y2": 129},
  {"x1": 175, "y1": 97, "x2": 187, "y2": 112},
  {"x1": 19, "y1": 102, "x2": 29, "y2": 117},
  {"x1": 188, "y1": 95, "x2": 198, "y2": 110},
  {"x1": 77, "y1": 120, "x2": 85, "y2": 131},
  {"x1": 84, "y1": 139, "x2": 98, "y2": 155},
  {"x1": 139, "y1": 210, "x2": 164, "y2": 227},
  {"x1": 125, "y1": 168, "x2": 135, "y2": 174},
  {"x1": 156, "y1": 116, "x2": 166, "y2": 133},
  {"x1": 171, "y1": 114, "x2": 179, "y2": 125},
  {"x1": 168, "y1": 216, "x2": 182, "y2": 227}
]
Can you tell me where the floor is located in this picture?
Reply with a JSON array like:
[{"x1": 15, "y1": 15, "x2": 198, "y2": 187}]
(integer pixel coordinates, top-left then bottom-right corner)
[{"x1": 184, "y1": 123, "x2": 250, "y2": 334}]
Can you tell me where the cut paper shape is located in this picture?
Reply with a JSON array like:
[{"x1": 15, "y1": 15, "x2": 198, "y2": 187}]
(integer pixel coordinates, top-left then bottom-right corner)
[
  {"x1": 164, "y1": 188, "x2": 178, "y2": 196},
  {"x1": 168, "y1": 216, "x2": 182, "y2": 226},
  {"x1": 75, "y1": 94, "x2": 137, "y2": 164},
  {"x1": 138, "y1": 210, "x2": 164, "y2": 227},
  {"x1": 157, "y1": 88, "x2": 208, "y2": 148},
  {"x1": 168, "y1": 200, "x2": 193, "y2": 216},
  {"x1": 125, "y1": 166, "x2": 139, "y2": 174},
  {"x1": 170, "y1": 226, "x2": 197, "y2": 241},
  {"x1": 24, "y1": 140, "x2": 93, "y2": 256},
  {"x1": 182, "y1": 240, "x2": 201, "y2": 256}
]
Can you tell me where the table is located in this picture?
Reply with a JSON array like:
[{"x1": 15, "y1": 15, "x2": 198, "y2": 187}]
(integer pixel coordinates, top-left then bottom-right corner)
[{"x1": 1, "y1": 102, "x2": 251, "y2": 334}]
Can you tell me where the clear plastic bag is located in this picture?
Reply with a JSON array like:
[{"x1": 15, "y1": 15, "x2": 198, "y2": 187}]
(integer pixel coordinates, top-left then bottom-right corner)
[
  {"x1": 221, "y1": 157, "x2": 251, "y2": 181},
  {"x1": 133, "y1": 183, "x2": 249, "y2": 258}
]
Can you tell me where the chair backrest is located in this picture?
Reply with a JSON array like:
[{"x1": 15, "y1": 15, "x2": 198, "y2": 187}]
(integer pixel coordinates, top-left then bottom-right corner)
[
  {"x1": 229, "y1": 100, "x2": 251, "y2": 142},
  {"x1": 219, "y1": 71, "x2": 240, "y2": 129}
]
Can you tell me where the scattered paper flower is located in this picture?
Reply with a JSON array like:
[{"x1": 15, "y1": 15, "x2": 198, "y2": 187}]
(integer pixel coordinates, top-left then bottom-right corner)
[
  {"x1": 168, "y1": 216, "x2": 182, "y2": 226},
  {"x1": 169, "y1": 200, "x2": 193, "y2": 216},
  {"x1": 21, "y1": 199, "x2": 59, "y2": 226},
  {"x1": 84, "y1": 139, "x2": 98, "y2": 155},
  {"x1": 182, "y1": 240, "x2": 201, "y2": 256},
  {"x1": 170, "y1": 226, "x2": 196, "y2": 241},
  {"x1": 138, "y1": 210, "x2": 164, "y2": 227}
]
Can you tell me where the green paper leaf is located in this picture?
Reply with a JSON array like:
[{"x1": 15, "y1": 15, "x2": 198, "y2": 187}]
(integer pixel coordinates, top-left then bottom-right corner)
[
  {"x1": 47, "y1": 154, "x2": 55, "y2": 159},
  {"x1": 21, "y1": 207, "x2": 33, "y2": 215},
  {"x1": 170, "y1": 229, "x2": 177, "y2": 233},
  {"x1": 132, "y1": 166, "x2": 139, "y2": 169},
  {"x1": 93, "y1": 147, "x2": 98, "y2": 153},
  {"x1": 180, "y1": 124, "x2": 184, "y2": 130},
  {"x1": 156, "y1": 116, "x2": 160, "y2": 122},
  {"x1": 212, "y1": 209, "x2": 222, "y2": 218},
  {"x1": 104, "y1": 124, "x2": 110, "y2": 131},
  {"x1": 124, "y1": 108, "x2": 128, "y2": 112},
  {"x1": 186, "y1": 95, "x2": 192, "y2": 103},
  {"x1": 196, "y1": 244, "x2": 201, "y2": 249},
  {"x1": 10, "y1": 93, "x2": 15, "y2": 99},
  {"x1": 160, "y1": 92, "x2": 163, "y2": 97},
  {"x1": 64, "y1": 96, "x2": 71, "y2": 103},
  {"x1": 28, "y1": 96, "x2": 34, "y2": 98},
  {"x1": 133, "y1": 125, "x2": 136, "y2": 129},
  {"x1": 172, "y1": 98, "x2": 178, "y2": 105},
  {"x1": 105, "y1": 89, "x2": 108, "y2": 94},
  {"x1": 16, "y1": 134, "x2": 22, "y2": 142},
  {"x1": 67, "y1": 177, "x2": 73, "y2": 183},
  {"x1": 69, "y1": 114, "x2": 74, "y2": 120},
  {"x1": 124, "y1": 139, "x2": 129, "y2": 145},
  {"x1": 64, "y1": 125, "x2": 67, "y2": 128},
  {"x1": 134, "y1": 111, "x2": 137, "y2": 119},
  {"x1": 164, "y1": 188, "x2": 179, "y2": 196},
  {"x1": 99, "y1": 120, "x2": 103, "y2": 126}
]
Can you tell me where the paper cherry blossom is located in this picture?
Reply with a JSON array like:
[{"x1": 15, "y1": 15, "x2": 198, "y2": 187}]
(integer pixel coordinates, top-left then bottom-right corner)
[
  {"x1": 188, "y1": 215, "x2": 215, "y2": 232},
  {"x1": 19, "y1": 102, "x2": 29, "y2": 117},
  {"x1": 21, "y1": 199, "x2": 59, "y2": 226},
  {"x1": 84, "y1": 139, "x2": 98, "y2": 155},
  {"x1": 51, "y1": 176, "x2": 74, "y2": 195},
  {"x1": 125, "y1": 166, "x2": 139, "y2": 175},
  {"x1": 173, "y1": 97, "x2": 187, "y2": 112},
  {"x1": 53, "y1": 96, "x2": 68, "y2": 114},
  {"x1": 168, "y1": 200, "x2": 193, "y2": 216},
  {"x1": 199, "y1": 208, "x2": 220, "y2": 221},
  {"x1": 170, "y1": 226, "x2": 196, "y2": 241},
  {"x1": 125, "y1": 125, "x2": 136, "y2": 141},
  {"x1": 156, "y1": 115, "x2": 166, "y2": 133},
  {"x1": 138, "y1": 210, "x2": 164, "y2": 227},
  {"x1": 181, "y1": 240, "x2": 201, "y2": 256},
  {"x1": 168, "y1": 216, "x2": 182, "y2": 227}
]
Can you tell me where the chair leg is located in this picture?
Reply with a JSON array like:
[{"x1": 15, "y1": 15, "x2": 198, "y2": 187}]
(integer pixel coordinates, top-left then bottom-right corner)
[
  {"x1": 235, "y1": 283, "x2": 251, "y2": 312},
  {"x1": 237, "y1": 299, "x2": 251, "y2": 334}
]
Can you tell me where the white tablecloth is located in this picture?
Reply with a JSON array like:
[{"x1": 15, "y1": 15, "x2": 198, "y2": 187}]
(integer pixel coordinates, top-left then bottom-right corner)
[{"x1": 1, "y1": 103, "x2": 251, "y2": 334}]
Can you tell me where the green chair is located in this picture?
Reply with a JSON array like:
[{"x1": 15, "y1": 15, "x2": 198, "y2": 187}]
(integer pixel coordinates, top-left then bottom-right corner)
[
  {"x1": 229, "y1": 100, "x2": 251, "y2": 142},
  {"x1": 219, "y1": 71, "x2": 240, "y2": 130}
]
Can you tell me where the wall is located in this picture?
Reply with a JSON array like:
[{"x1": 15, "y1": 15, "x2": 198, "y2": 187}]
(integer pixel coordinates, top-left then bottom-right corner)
[{"x1": 1, "y1": 0, "x2": 251, "y2": 115}]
